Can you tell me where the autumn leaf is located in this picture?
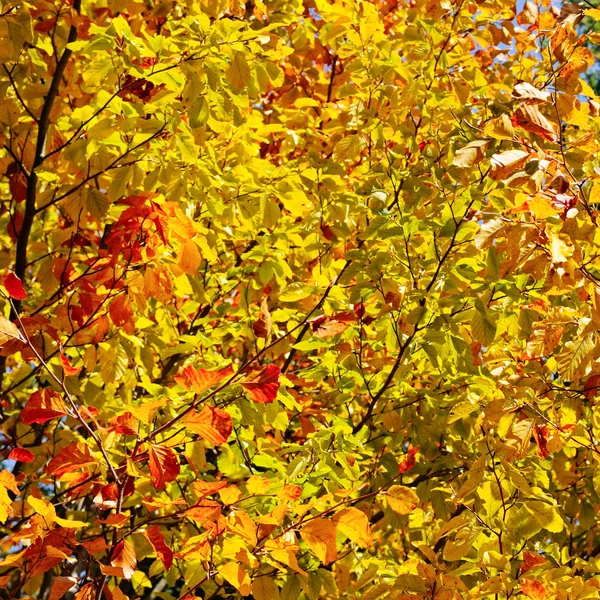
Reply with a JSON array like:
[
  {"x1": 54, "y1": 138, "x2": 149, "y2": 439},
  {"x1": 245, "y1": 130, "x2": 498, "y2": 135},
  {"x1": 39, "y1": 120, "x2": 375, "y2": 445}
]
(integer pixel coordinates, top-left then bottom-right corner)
[
  {"x1": 453, "y1": 140, "x2": 489, "y2": 168},
  {"x1": 300, "y1": 518, "x2": 338, "y2": 564},
  {"x1": 21, "y1": 389, "x2": 68, "y2": 424},
  {"x1": 183, "y1": 404, "x2": 232, "y2": 445},
  {"x1": 519, "y1": 551, "x2": 547, "y2": 575},
  {"x1": 3, "y1": 272, "x2": 26, "y2": 300},
  {"x1": 175, "y1": 364, "x2": 234, "y2": 394},
  {"x1": 489, "y1": 149, "x2": 530, "y2": 180},
  {"x1": 240, "y1": 364, "x2": 281, "y2": 403},
  {"x1": 386, "y1": 485, "x2": 420, "y2": 515},
  {"x1": 0, "y1": 315, "x2": 23, "y2": 345},
  {"x1": 219, "y1": 562, "x2": 251, "y2": 596},
  {"x1": 46, "y1": 442, "x2": 96, "y2": 478},
  {"x1": 252, "y1": 296, "x2": 272, "y2": 340},
  {"x1": 521, "y1": 579, "x2": 546, "y2": 600},
  {"x1": 514, "y1": 104, "x2": 557, "y2": 141},
  {"x1": 73, "y1": 584, "x2": 95, "y2": 600},
  {"x1": 145, "y1": 525, "x2": 173, "y2": 570},
  {"x1": 178, "y1": 239, "x2": 201, "y2": 274},
  {"x1": 399, "y1": 445, "x2": 418, "y2": 474},
  {"x1": 583, "y1": 374, "x2": 600, "y2": 400},
  {"x1": 226, "y1": 53, "x2": 251, "y2": 89},
  {"x1": 148, "y1": 444, "x2": 180, "y2": 490},
  {"x1": 513, "y1": 82, "x2": 550, "y2": 104},
  {"x1": 8, "y1": 447, "x2": 35, "y2": 462},
  {"x1": 48, "y1": 577, "x2": 77, "y2": 600},
  {"x1": 111, "y1": 539, "x2": 137, "y2": 580},
  {"x1": 332, "y1": 507, "x2": 373, "y2": 547},
  {"x1": 60, "y1": 352, "x2": 81, "y2": 376}
]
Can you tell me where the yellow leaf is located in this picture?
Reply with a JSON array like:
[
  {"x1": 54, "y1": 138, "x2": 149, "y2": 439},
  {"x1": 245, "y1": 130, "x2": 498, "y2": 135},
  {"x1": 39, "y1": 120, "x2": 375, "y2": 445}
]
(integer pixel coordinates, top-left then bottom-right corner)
[
  {"x1": 525, "y1": 501, "x2": 563, "y2": 533},
  {"x1": 219, "y1": 562, "x2": 251, "y2": 596},
  {"x1": 549, "y1": 232, "x2": 573, "y2": 263},
  {"x1": 489, "y1": 150, "x2": 530, "y2": 181},
  {"x1": 227, "y1": 53, "x2": 251, "y2": 89},
  {"x1": 300, "y1": 518, "x2": 338, "y2": 564},
  {"x1": 0, "y1": 315, "x2": 23, "y2": 346},
  {"x1": 55, "y1": 516, "x2": 88, "y2": 528},
  {"x1": 332, "y1": 507, "x2": 373, "y2": 547},
  {"x1": 28, "y1": 495, "x2": 55, "y2": 520},
  {"x1": 386, "y1": 485, "x2": 419, "y2": 515},
  {"x1": 252, "y1": 576, "x2": 280, "y2": 600},
  {"x1": 178, "y1": 239, "x2": 201, "y2": 274},
  {"x1": 530, "y1": 196, "x2": 558, "y2": 219}
]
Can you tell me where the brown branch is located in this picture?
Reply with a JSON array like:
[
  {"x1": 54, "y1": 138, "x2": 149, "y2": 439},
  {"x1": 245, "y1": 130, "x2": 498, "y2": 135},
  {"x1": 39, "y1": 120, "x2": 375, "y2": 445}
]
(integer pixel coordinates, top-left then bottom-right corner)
[{"x1": 13, "y1": 0, "x2": 81, "y2": 314}]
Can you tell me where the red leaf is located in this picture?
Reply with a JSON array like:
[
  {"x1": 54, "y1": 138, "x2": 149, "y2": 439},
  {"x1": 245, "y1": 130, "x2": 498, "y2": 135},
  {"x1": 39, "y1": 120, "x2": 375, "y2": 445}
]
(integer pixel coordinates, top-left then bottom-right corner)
[
  {"x1": 46, "y1": 442, "x2": 96, "y2": 478},
  {"x1": 583, "y1": 374, "x2": 600, "y2": 400},
  {"x1": 21, "y1": 389, "x2": 68, "y2": 424},
  {"x1": 110, "y1": 412, "x2": 138, "y2": 436},
  {"x1": 533, "y1": 425, "x2": 550, "y2": 459},
  {"x1": 60, "y1": 352, "x2": 81, "y2": 377},
  {"x1": 183, "y1": 405, "x2": 232, "y2": 445},
  {"x1": 145, "y1": 525, "x2": 173, "y2": 570},
  {"x1": 109, "y1": 294, "x2": 134, "y2": 333},
  {"x1": 241, "y1": 364, "x2": 280, "y2": 403},
  {"x1": 175, "y1": 364, "x2": 234, "y2": 394},
  {"x1": 9, "y1": 447, "x2": 35, "y2": 462},
  {"x1": 148, "y1": 444, "x2": 180, "y2": 490},
  {"x1": 111, "y1": 539, "x2": 137, "y2": 579},
  {"x1": 4, "y1": 273, "x2": 26, "y2": 300},
  {"x1": 399, "y1": 445, "x2": 418, "y2": 474},
  {"x1": 93, "y1": 483, "x2": 119, "y2": 510}
]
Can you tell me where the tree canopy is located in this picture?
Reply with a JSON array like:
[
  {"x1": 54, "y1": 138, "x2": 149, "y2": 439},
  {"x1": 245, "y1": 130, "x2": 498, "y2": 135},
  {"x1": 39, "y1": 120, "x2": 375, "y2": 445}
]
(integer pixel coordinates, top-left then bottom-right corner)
[{"x1": 2, "y1": 0, "x2": 600, "y2": 599}]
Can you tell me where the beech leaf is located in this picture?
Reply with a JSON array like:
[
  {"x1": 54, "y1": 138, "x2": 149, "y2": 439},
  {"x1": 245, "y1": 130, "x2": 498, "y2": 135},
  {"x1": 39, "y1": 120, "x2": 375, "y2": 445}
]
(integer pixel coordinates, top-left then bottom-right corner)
[
  {"x1": 240, "y1": 364, "x2": 281, "y2": 403},
  {"x1": 183, "y1": 404, "x2": 232, "y2": 445},
  {"x1": 300, "y1": 518, "x2": 338, "y2": 564},
  {"x1": 148, "y1": 444, "x2": 180, "y2": 490}
]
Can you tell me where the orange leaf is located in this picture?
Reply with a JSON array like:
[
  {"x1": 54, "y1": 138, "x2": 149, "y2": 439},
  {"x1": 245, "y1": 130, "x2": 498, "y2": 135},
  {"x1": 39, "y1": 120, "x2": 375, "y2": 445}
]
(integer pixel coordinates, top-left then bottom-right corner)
[
  {"x1": 521, "y1": 579, "x2": 546, "y2": 600},
  {"x1": 8, "y1": 447, "x2": 35, "y2": 463},
  {"x1": 46, "y1": 442, "x2": 96, "y2": 478},
  {"x1": 48, "y1": 576, "x2": 77, "y2": 600},
  {"x1": 111, "y1": 539, "x2": 137, "y2": 579},
  {"x1": 583, "y1": 374, "x2": 600, "y2": 400},
  {"x1": 332, "y1": 507, "x2": 373, "y2": 548},
  {"x1": 514, "y1": 104, "x2": 557, "y2": 141},
  {"x1": 21, "y1": 389, "x2": 68, "y2": 424},
  {"x1": 145, "y1": 525, "x2": 173, "y2": 570},
  {"x1": 178, "y1": 238, "x2": 201, "y2": 274},
  {"x1": 73, "y1": 583, "x2": 95, "y2": 600},
  {"x1": 4, "y1": 272, "x2": 26, "y2": 300},
  {"x1": 193, "y1": 480, "x2": 229, "y2": 499},
  {"x1": 109, "y1": 293, "x2": 134, "y2": 332},
  {"x1": 148, "y1": 444, "x2": 180, "y2": 490},
  {"x1": 60, "y1": 352, "x2": 81, "y2": 377},
  {"x1": 240, "y1": 364, "x2": 280, "y2": 403},
  {"x1": 227, "y1": 509, "x2": 257, "y2": 547},
  {"x1": 175, "y1": 364, "x2": 234, "y2": 394},
  {"x1": 300, "y1": 518, "x2": 338, "y2": 564},
  {"x1": 520, "y1": 551, "x2": 547, "y2": 575},
  {"x1": 183, "y1": 405, "x2": 232, "y2": 444},
  {"x1": 280, "y1": 484, "x2": 302, "y2": 501}
]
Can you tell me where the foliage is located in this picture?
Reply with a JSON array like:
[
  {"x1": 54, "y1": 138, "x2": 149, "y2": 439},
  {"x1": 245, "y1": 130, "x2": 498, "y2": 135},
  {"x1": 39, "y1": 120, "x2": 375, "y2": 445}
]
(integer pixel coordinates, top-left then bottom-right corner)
[{"x1": 1, "y1": 0, "x2": 600, "y2": 599}]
